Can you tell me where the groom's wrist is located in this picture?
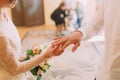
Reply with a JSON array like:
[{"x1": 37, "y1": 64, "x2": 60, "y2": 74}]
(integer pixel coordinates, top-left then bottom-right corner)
[{"x1": 73, "y1": 30, "x2": 83, "y2": 37}]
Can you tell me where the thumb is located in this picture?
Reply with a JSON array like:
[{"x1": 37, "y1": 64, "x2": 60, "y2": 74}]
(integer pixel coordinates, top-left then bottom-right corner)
[{"x1": 72, "y1": 42, "x2": 80, "y2": 52}]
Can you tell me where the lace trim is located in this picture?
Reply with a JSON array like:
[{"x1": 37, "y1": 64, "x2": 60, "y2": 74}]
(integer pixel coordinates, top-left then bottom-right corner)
[{"x1": 0, "y1": 8, "x2": 8, "y2": 23}]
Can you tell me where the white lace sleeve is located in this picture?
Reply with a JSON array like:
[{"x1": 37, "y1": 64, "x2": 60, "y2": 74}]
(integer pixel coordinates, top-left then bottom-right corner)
[{"x1": 0, "y1": 35, "x2": 49, "y2": 75}]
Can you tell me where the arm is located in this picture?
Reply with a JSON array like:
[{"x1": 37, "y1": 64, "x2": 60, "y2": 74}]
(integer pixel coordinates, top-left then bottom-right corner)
[
  {"x1": 51, "y1": 10, "x2": 58, "y2": 21},
  {"x1": 0, "y1": 35, "x2": 62, "y2": 75}
]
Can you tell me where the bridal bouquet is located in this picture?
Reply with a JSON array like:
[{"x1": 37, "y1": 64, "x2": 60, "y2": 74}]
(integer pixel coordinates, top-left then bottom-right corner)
[{"x1": 23, "y1": 43, "x2": 51, "y2": 80}]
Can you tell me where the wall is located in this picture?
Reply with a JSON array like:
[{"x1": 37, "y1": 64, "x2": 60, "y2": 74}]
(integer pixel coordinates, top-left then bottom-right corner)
[
  {"x1": 43, "y1": 0, "x2": 62, "y2": 25},
  {"x1": 83, "y1": 0, "x2": 97, "y2": 24},
  {"x1": 8, "y1": 0, "x2": 63, "y2": 25}
]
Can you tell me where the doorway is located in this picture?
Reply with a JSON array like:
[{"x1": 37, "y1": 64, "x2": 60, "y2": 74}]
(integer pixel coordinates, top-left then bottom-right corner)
[{"x1": 12, "y1": 0, "x2": 45, "y2": 26}]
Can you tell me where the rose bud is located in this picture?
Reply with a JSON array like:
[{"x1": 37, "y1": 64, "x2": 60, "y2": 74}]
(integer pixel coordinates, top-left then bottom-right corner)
[
  {"x1": 33, "y1": 47, "x2": 39, "y2": 54},
  {"x1": 37, "y1": 69, "x2": 43, "y2": 75}
]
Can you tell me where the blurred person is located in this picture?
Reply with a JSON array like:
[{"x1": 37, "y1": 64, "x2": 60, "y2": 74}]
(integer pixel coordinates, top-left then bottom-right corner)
[
  {"x1": 63, "y1": 9, "x2": 69, "y2": 30},
  {"x1": 68, "y1": 9, "x2": 77, "y2": 31},
  {"x1": 51, "y1": 2, "x2": 68, "y2": 36},
  {"x1": 53, "y1": 0, "x2": 120, "y2": 80},
  {"x1": 0, "y1": 0, "x2": 63, "y2": 80},
  {"x1": 75, "y1": 1, "x2": 84, "y2": 29}
]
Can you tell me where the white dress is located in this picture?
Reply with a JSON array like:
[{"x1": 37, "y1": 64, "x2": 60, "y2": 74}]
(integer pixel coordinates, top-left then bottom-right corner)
[
  {"x1": 0, "y1": 8, "x2": 27, "y2": 80},
  {"x1": 0, "y1": 8, "x2": 47, "y2": 80},
  {"x1": 79, "y1": 0, "x2": 120, "y2": 80}
]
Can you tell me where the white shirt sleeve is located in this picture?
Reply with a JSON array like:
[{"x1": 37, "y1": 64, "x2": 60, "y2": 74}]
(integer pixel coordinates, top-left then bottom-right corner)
[{"x1": 79, "y1": 0, "x2": 104, "y2": 40}]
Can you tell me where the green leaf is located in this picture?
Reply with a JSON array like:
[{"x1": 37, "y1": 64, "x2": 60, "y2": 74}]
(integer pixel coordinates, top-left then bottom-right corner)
[
  {"x1": 39, "y1": 49, "x2": 42, "y2": 54},
  {"x1": 48, "y1": 64, "x2": 51, "y2": 68},
  {"x1": 30, "y1": 66, "x2": 39, "y2": 76},
  {"x1": 37, "y1": 75, "x2": 42, "y2": 80},
  {"x1": 27, "y1": 49, "x2": 33, "y2": 56},
  {"x1": 42, "y1": 70, "x2": 46, "y2": 73},
  {"x1": 22, "y1": 56, "x2": 30, "y2": 61},
  {"x1": 39, "y1": 67, "x2": 46, "y2": 73},
  {"x1": 39, "y1": 66, "x2": 44, "y2": 71}
]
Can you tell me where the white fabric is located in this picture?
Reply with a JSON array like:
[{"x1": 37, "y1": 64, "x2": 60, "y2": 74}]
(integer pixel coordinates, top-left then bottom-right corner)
[
  {"x1": 79, "y1": 0, "x2": 120, "y2": 80},
  {"x1": 0, "y1": 8, "x2": 27, "y2": 80},
  {"x1": 0, "y1": 8, "x2": 48, "y2": 80},
  {"x1": 0, "y1": 8, "x2": 50, "y2": 80}
]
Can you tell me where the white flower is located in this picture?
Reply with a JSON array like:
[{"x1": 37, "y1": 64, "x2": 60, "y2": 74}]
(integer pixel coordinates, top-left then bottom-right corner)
[
  {"x1": 42, "y1": 65, "x2": 49, "y2": 70},
  {"x1": 39, "y1": 61, "x2": 45, "y2": 67}
]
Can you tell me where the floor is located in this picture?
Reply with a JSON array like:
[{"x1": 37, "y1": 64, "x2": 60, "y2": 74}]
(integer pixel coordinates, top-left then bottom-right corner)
[{"x1": 17, "y1": 25, "x2": 56, "y2": 38}]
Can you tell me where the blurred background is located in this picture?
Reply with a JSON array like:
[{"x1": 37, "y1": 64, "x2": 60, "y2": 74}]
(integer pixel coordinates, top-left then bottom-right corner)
[{"x1": 7, "y1": 0, "x2": 101, "y2": 38}]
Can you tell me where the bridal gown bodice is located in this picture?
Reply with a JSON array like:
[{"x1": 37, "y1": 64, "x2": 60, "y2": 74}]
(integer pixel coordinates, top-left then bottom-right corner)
[{"x1": 0, "y1": 8, "x2": 27, "y2": 80}]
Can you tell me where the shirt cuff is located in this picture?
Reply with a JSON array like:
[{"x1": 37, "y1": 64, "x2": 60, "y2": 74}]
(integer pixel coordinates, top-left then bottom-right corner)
[{"x1": 78, "y1": 27, "x2": 87, "y2": 41}]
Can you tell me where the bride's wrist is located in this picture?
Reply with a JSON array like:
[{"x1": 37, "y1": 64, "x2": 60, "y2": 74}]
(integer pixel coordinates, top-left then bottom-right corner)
[{"x1": 42, "y1": 52, "x2": 53, "y2": 60}]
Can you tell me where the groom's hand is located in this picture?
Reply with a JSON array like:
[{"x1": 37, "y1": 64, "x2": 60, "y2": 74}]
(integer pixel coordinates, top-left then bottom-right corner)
[{"x1": 53, "y1": 31, "x2": 83, "y2": 52}]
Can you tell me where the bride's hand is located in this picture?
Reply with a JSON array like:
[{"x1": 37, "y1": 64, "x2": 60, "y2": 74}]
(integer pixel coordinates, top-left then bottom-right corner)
[{"x1": 43, "y1": 45, "x2": 64, "y2": 58}]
